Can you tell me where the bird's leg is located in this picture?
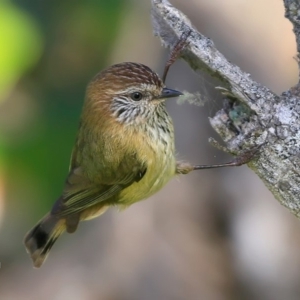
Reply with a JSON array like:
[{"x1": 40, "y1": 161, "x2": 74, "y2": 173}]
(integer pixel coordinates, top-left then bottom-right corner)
[
  {"x1": 162, "y1": 29, "x2": 192, "y2": 83},
  {"x1": 176, "y1": 146, "x2": 261, "y2": 175}
]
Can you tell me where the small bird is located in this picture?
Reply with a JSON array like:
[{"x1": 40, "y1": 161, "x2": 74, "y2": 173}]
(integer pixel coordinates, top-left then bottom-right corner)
[
  {"x1": 24, "y1": 61, "x2": 253, "y2": 268},
  {"x1": 24, "y1": 62, "x2": 182, "y2": 267}
]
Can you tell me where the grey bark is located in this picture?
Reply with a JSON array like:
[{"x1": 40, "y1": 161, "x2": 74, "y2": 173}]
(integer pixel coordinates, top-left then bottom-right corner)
[{"x1": 152, "y1": 0, "x2": 300, "y2": 216}]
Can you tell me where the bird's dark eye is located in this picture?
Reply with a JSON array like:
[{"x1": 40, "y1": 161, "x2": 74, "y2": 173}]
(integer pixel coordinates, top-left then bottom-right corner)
[{"x1": 130, "y1": 92, "x2": 143, "y2": 101}]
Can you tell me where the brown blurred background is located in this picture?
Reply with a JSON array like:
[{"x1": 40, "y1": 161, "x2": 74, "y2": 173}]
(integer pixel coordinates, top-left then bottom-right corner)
[{"x1": 0, "y1": 0, "x2": 299, "y2": 299}]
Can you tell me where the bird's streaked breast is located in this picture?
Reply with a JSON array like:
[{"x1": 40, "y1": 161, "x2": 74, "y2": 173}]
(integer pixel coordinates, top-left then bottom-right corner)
[{"x1": 118, "y1": 108, "x2": 175, "y2": 207}]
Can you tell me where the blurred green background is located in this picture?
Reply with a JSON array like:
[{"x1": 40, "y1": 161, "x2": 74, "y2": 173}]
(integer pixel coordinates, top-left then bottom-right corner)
[{"x1": 0, "y1": 0, "x2": 300, "y2": 299}]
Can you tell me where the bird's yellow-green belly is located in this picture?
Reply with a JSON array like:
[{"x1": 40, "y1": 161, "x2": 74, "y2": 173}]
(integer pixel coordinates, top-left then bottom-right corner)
[{"x1": 118, "y1": 156, "x2": 175, "y2": 207}]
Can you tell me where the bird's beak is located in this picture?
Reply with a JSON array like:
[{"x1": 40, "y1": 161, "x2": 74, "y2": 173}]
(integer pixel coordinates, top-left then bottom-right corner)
[{"x1": 157, "y1": 87, "x2": 183, "y2": 99}]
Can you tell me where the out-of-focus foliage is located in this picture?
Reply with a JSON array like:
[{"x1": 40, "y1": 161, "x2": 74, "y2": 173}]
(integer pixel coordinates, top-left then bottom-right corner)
[
  {"x1": 0, "y1": 2, "x2": 43, "y2": 229},
  {"x1": 0, "y1": 2, "x2": 42, "y2": 100}
]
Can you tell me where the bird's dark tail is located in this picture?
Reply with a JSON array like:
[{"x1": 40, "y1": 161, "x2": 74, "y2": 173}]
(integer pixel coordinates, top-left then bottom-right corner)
[{"x1": 24, "y1": 214, "x2": 65, "y2": 268}]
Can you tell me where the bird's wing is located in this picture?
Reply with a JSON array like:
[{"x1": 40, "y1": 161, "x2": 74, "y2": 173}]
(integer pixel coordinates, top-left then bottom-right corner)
[{"x1": 51, "y1": 162, "x2": 147, "y2": 217}]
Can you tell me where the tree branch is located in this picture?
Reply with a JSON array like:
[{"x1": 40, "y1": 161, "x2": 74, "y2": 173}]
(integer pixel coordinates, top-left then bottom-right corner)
[
  {"x1": 284, "y1": 0, "x2": 300, "y2": 74},
  {"x1": 152, "y1": 0, "x2": 300, "y2": 216}
]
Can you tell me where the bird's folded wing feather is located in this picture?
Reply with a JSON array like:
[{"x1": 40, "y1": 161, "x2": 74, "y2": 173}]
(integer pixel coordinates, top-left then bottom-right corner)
[{"x1": 51, "y1": 161, "x2": 147, "y2": 217}]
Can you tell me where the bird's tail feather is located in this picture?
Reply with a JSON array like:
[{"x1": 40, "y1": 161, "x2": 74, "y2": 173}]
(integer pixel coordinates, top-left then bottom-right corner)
[{"x1": 24, "y1": 214, "x2": 65, "y2": 268}]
